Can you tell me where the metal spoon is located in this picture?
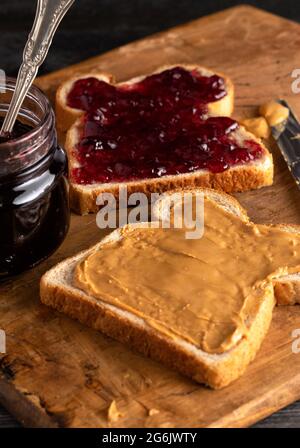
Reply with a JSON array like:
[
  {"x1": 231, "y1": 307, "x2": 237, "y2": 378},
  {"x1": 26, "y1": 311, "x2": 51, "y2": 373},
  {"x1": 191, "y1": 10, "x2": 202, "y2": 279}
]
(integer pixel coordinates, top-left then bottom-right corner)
[{"x1": 0, "y1": 0, "x2": 75, "y2": 136}]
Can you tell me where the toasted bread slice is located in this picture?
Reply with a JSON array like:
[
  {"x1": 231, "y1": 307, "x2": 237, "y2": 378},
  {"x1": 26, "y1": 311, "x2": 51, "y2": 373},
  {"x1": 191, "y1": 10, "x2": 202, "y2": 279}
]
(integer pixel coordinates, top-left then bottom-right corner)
[
  {"x1": 40, "y1": 188, "x2": 299, "y2": 389},
  {"x1": 57, "y1": 65, "x2": 273, "y2": 215},
  {"x1": 58, "y1": 64, "x2": 266, "y2": 215}
]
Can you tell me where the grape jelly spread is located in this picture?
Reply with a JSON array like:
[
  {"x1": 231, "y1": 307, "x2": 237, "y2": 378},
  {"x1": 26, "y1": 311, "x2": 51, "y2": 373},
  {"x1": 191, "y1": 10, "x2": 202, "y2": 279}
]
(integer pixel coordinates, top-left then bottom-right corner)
[
  {"x1": 0, "y1": 119, "x2": 32, "y2": 144},
  {"x1": 0, "y1": 96, "x2": 69, "y2": 278},
  {"x1": 67, "y1": 67, "x2": 263, "y2": 185},
  {"x1": 0, "y1": 147, "x2": 69, "y2": 277}
]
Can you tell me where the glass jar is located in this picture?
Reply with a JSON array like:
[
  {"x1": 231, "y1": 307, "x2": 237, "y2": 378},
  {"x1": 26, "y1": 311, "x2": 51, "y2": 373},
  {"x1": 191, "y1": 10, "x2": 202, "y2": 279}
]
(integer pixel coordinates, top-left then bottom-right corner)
[{"x1": 0, "y1": 77, "x2": 70, "y2": 278}]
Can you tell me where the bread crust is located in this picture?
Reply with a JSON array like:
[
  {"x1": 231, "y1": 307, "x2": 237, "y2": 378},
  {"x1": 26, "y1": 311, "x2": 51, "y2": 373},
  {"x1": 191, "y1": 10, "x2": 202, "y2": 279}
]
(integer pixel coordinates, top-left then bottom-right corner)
[
  {"x1": 69, "y1": 157, "x2": 273, "y2": 215},
  {"x1": 40, "y1": 188, "x2": 300, "y2": 389}
]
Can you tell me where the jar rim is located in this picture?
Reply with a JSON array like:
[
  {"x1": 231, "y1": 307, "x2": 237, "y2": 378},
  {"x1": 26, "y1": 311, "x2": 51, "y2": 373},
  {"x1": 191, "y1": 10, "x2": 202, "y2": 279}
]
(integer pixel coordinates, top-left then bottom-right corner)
[
  {"x1": 0, "y1": 77, "x2": 56, "y2": 178},
  {"x1": 0, "y1": 76, "x2": 52, "y2": 148}
]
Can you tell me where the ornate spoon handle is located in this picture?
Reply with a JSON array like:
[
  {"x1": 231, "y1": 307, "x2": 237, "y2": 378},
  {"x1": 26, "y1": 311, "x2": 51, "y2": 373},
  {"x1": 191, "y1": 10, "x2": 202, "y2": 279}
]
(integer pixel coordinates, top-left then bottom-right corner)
[{"x1": 1, "y1": 0, "x2": 74, "y2": 134}]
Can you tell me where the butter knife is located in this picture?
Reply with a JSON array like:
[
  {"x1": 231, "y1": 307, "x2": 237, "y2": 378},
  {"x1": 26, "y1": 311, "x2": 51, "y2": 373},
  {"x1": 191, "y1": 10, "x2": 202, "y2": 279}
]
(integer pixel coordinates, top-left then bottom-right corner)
[{"x1": 271, "y1": 100, "x2": 300, "y2": 186}]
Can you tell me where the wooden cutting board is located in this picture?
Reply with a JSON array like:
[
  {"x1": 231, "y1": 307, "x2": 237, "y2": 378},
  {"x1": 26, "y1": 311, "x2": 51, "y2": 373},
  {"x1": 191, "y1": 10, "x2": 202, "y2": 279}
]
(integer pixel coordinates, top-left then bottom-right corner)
[{"x1": 1, "y1": 5, "x2": 300, "y2": 428}]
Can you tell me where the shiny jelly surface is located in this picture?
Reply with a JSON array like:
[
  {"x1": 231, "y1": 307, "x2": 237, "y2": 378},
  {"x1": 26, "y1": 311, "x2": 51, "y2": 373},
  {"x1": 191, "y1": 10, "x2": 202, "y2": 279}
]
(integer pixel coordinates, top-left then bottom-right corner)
[
  {"x1": 67, "y1": 67, "x2": 263, "y2": 184},
  {"x1": 0, "y1": 118, "x2": 32, "y2": 144},
  {"x1": 0, "y1": 117, "x2": 70, "y2": 278}
]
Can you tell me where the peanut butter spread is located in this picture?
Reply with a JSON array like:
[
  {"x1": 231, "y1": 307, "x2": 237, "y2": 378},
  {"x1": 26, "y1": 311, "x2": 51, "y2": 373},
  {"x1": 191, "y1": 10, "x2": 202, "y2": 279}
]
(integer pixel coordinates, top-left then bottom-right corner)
[
  {"x1": 241, "y1": 117, "x2": 270, "y2": 139},
  {"x1": 259, "y1": 101, "x2": 289, "y2": 127},
  {"x1": 74, "y1": 199, "x2": 300, "y2": 354}
]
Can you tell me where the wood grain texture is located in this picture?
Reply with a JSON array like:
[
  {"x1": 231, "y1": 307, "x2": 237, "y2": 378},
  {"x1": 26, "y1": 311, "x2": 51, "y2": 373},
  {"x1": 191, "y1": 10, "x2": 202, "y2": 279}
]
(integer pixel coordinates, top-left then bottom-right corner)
[
  {"x1": 3, "y1": 0, "x2": 299, "y2": 77},
  {"x1": 1, "y1": 5, "x2": 300, "y2": 427}
]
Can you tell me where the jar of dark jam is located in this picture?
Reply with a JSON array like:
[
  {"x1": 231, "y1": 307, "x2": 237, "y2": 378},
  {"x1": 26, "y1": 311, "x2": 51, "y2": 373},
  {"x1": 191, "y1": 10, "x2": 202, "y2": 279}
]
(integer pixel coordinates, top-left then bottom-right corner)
[{"x1": 0, "y1": 78, "x2": 70, "y2": 278}]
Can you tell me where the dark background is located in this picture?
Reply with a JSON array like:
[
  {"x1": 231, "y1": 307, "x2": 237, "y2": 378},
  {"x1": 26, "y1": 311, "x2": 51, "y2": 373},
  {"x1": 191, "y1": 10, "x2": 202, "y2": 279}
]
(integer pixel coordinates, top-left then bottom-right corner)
[
  {"x1": 1, "y1": 0, "x2": 300, "y2": 428},
  {"x1": 1, "y1": 0, "x2": 300, "y2": 77}
]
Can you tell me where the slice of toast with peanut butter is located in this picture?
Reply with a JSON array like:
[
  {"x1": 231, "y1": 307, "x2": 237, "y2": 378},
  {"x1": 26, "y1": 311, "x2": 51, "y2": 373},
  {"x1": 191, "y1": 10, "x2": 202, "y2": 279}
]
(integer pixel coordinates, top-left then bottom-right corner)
[{"x1": 40, "y1": 189, "x2": 300, "y2": 388}]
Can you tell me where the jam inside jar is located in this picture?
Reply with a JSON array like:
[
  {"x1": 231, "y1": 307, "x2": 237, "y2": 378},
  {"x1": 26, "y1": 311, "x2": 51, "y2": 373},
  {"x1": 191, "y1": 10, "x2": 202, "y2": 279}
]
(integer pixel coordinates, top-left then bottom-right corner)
[{"x1": 0, "y1": 78, "x2": 70, "y2": 278}]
